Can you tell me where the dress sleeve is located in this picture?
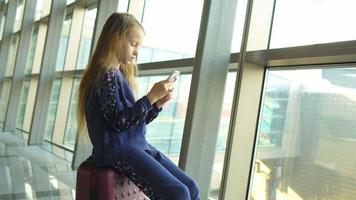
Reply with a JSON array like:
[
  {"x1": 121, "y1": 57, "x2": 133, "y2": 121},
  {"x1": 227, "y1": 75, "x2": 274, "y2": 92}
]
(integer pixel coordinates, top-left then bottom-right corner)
[
  {"x1": 145, "y1": 103, "x2": 162, "y2": 124},
  {"x1": 97, "y1": 69, "x2": 153, "y2": 132}
]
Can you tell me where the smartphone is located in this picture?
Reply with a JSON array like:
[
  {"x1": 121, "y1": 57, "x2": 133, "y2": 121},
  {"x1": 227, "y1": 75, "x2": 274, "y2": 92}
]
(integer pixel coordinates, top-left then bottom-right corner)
[{"x1": 167, "y1": 70, "x2": 180, "y2": 82}]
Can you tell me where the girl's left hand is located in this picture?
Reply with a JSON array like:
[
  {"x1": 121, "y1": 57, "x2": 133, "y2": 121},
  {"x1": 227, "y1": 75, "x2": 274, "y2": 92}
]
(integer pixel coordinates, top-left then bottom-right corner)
[{"x1": 156, "y1": 92, "x2": 173, "y2": 109}]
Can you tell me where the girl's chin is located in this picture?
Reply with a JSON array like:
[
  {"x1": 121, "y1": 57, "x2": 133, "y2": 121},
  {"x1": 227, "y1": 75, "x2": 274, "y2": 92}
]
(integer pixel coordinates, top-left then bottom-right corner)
[
  {"x1": 127, "y1": 60, "x2": 135, "y2": 65},
  {"x1": 121, "y1": 61, "x2": 131, "y2": 65}
]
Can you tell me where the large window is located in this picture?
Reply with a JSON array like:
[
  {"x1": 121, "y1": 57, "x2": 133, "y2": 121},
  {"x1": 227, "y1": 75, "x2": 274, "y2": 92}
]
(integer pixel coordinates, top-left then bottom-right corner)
[
  {"x1": 270, "y1": 0, "x2": 356, "y2": 48},
  {"x1": 250, "y1": 67, "x2": 356, "y2": 200},
  {"x1": 138, "y1": 0, "x2": 204, "y2": 63},
  {"x1": 136, "y1": 71, "x2": 236, "y2": 199},
  {"x1": 137, "y1": 74, "x2": 192, "y2": 163}
]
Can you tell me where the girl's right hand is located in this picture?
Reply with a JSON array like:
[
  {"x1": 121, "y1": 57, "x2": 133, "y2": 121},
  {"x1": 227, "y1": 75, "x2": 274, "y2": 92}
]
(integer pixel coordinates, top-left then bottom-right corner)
[{"x1": 146, "y1": 80, "x2": 174, "y2": 104}]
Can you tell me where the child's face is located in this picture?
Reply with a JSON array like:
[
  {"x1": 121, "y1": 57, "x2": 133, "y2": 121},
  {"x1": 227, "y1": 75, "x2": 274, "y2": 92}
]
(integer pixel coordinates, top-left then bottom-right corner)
[{"x1": 119, "y1": 27, "x2": 144, "y2": 65}]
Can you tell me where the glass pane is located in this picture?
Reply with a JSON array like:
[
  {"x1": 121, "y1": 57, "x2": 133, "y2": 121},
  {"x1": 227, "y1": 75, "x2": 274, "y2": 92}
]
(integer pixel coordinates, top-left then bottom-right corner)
[
  {"x1": 0, "y1": 14, "x2": 6, "y2": 40},
  {"x1": 250, "y1": 67, "x2": 356, "y2": 200},
  {"x1": 56, "y1": 17, "x2": 72, "y2": 71},
  {"x1": 270, "y1": 0, "x2": 356, "y2": 48},
  {"x1": 63, "y1": 78, "x2": 80, "y2": 150},
  {"x1": 22, "y1": 78, "x2": 38, "y2": 132},
  {"x1": 25, "y1": 26, "x2": 38, "y2": 74},
  {"x1": 76, "y1": 7, "x2": 97, "y2": 70},
  {"x1": 231, "y1": 0, "x2": 248, "y2": 53},
  {"x1": 16, "y1": 80, "x2": 30, "y2": 129},
  {"x1": 138, "y1": 0, "x2": 204, "y2": 63},
  {"x1": 0, "y1": 81, "x2": 12, "y2": 130},
  {"x1": 5, "y1": 35, "x2": 19, "y2": 77},
  {"x1": 137, "y1": 73, "x2": 192, "y2": 164},
  {"x1": 35, "y1": 0, "x2": 52, "y2": 21},
  {"x1": 44, "y1": 79, "x2": 62, "y2": 141},
  {"x1": 117, "y1": 0, "x2": 129, "y2": 12},
  {"x1": 67, "y1": 0, "x2": 75, "y2": 5},
  {"x1": 13, "y1": 0, "x2": 26, "y2": 32},
  {"x1": 32, "y1": 24, "x2": 48, "y2": 74}
]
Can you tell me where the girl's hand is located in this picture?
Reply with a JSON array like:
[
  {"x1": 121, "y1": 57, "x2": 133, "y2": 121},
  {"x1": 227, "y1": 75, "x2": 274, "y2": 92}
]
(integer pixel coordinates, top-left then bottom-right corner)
[
  {"x1": 156, "y1": 92, "x2": 173, "y2": 108},
  {"x1": 146, "y1": 80, "x2": 173, "y2": 104}
]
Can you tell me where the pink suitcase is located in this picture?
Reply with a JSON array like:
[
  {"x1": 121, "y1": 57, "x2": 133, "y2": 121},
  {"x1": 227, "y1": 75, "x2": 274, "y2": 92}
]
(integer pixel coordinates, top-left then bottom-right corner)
[{"x1": 76, "y1": 157, "x2": 149, "y2": 200}]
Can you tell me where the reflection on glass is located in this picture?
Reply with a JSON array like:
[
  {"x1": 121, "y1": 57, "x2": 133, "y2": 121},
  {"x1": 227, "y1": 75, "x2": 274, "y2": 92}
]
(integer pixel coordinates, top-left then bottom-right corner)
[
  {"x1": 44, "y1": 79, "x2": 62, "y2": 141},
  {"x1": 259, "y1": 75, "x2": 289, "y2": 147},
  {"x1": 250, "y1": 67, "x2": 356, "y2": 200},
  {"x1": 5, "y1": 35, "x2": 19, "y2": 77},
  {"x1": 0, "y1": 81, "x2": 12, "y2": 130},
  {"x1": 56, "y1": 17, "x2": 72, "y2": 71},
  {"x1": 270, "y1": 0, "x2": 356, "y2": 48},
  {"x1": 76, "y1": 7, "x2": 97, "y2": 69},
  {"x1": 138, "y1": 0, "x2": 203, "y2": 63},
  {"x1": 13, "y1": 0, "x2": 26, "y2": 32},
  {"x1": 25, "y1": 27, "x2": 38, "y2": 74},
  {"x1": 63, "y1": 78, "x2": 80, "y2": 150},
  {"x1": 16, "y1": 80, "x2": 30, "y2": 129}
]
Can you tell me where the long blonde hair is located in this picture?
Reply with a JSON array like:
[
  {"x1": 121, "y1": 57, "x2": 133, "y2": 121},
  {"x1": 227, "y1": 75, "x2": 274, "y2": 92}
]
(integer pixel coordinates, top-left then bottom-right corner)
[{"x1": 77, "y1": 12, "x2": 144, "y2": 131}]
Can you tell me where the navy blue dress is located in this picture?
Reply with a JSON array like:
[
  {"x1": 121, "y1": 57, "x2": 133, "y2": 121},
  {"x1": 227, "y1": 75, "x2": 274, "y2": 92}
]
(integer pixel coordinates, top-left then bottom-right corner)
[{"x1": 85, "y1": 68, "x2": 199, "y2": 200}]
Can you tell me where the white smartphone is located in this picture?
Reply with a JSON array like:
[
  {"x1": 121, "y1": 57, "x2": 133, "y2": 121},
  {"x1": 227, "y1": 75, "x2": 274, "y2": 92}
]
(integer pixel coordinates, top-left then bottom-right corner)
[{"x1": 167, "y1": 70, "x2": 180, "y2": 82}]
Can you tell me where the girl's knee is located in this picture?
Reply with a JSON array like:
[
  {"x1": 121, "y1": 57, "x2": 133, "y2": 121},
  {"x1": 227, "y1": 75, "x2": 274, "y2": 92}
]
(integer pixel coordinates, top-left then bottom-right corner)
[
  {"x1": 186, "y1": 178, "x2": 200, "y2": 200},
  {"x1": 171, "y1": 184, "x2": 190, "y2": 200}
]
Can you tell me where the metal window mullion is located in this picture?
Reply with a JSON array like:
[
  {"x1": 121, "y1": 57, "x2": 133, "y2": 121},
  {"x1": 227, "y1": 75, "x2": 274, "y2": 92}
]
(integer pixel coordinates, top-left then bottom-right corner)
[
  {"x1": 4, "y1": 0, "x2": 36, "y2": 132},
  {"x1": 0, "y1": 0, "x2": 17, "y2": 98},
  {"x1": 247, "y1": 40, "x2": 356, "y2": 67},
  {"x1": 28, "y1": 0, "x2": 66, "y2": 145},
  {"x1": 220, "y1": 0, "x2": 275, "y2": 199},
  {"x1": 177, "y1": 0, "x2": 238, "y2": 199}
]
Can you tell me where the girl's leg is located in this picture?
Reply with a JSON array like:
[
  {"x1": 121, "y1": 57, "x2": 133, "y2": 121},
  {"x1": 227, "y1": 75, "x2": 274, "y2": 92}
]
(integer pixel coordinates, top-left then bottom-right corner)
[
  {"x1": 146, "y1": 147, "x2": 200, "y2": 200},
  {"x1": 119, "y1": 146, "x2": 191, "y2": 200}
]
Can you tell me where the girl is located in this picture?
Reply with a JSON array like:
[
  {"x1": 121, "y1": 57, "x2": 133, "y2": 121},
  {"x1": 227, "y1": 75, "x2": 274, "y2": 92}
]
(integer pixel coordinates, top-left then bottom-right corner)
[{"x1": 77, "y1": 12, "x2": 200, "y2": 200}]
